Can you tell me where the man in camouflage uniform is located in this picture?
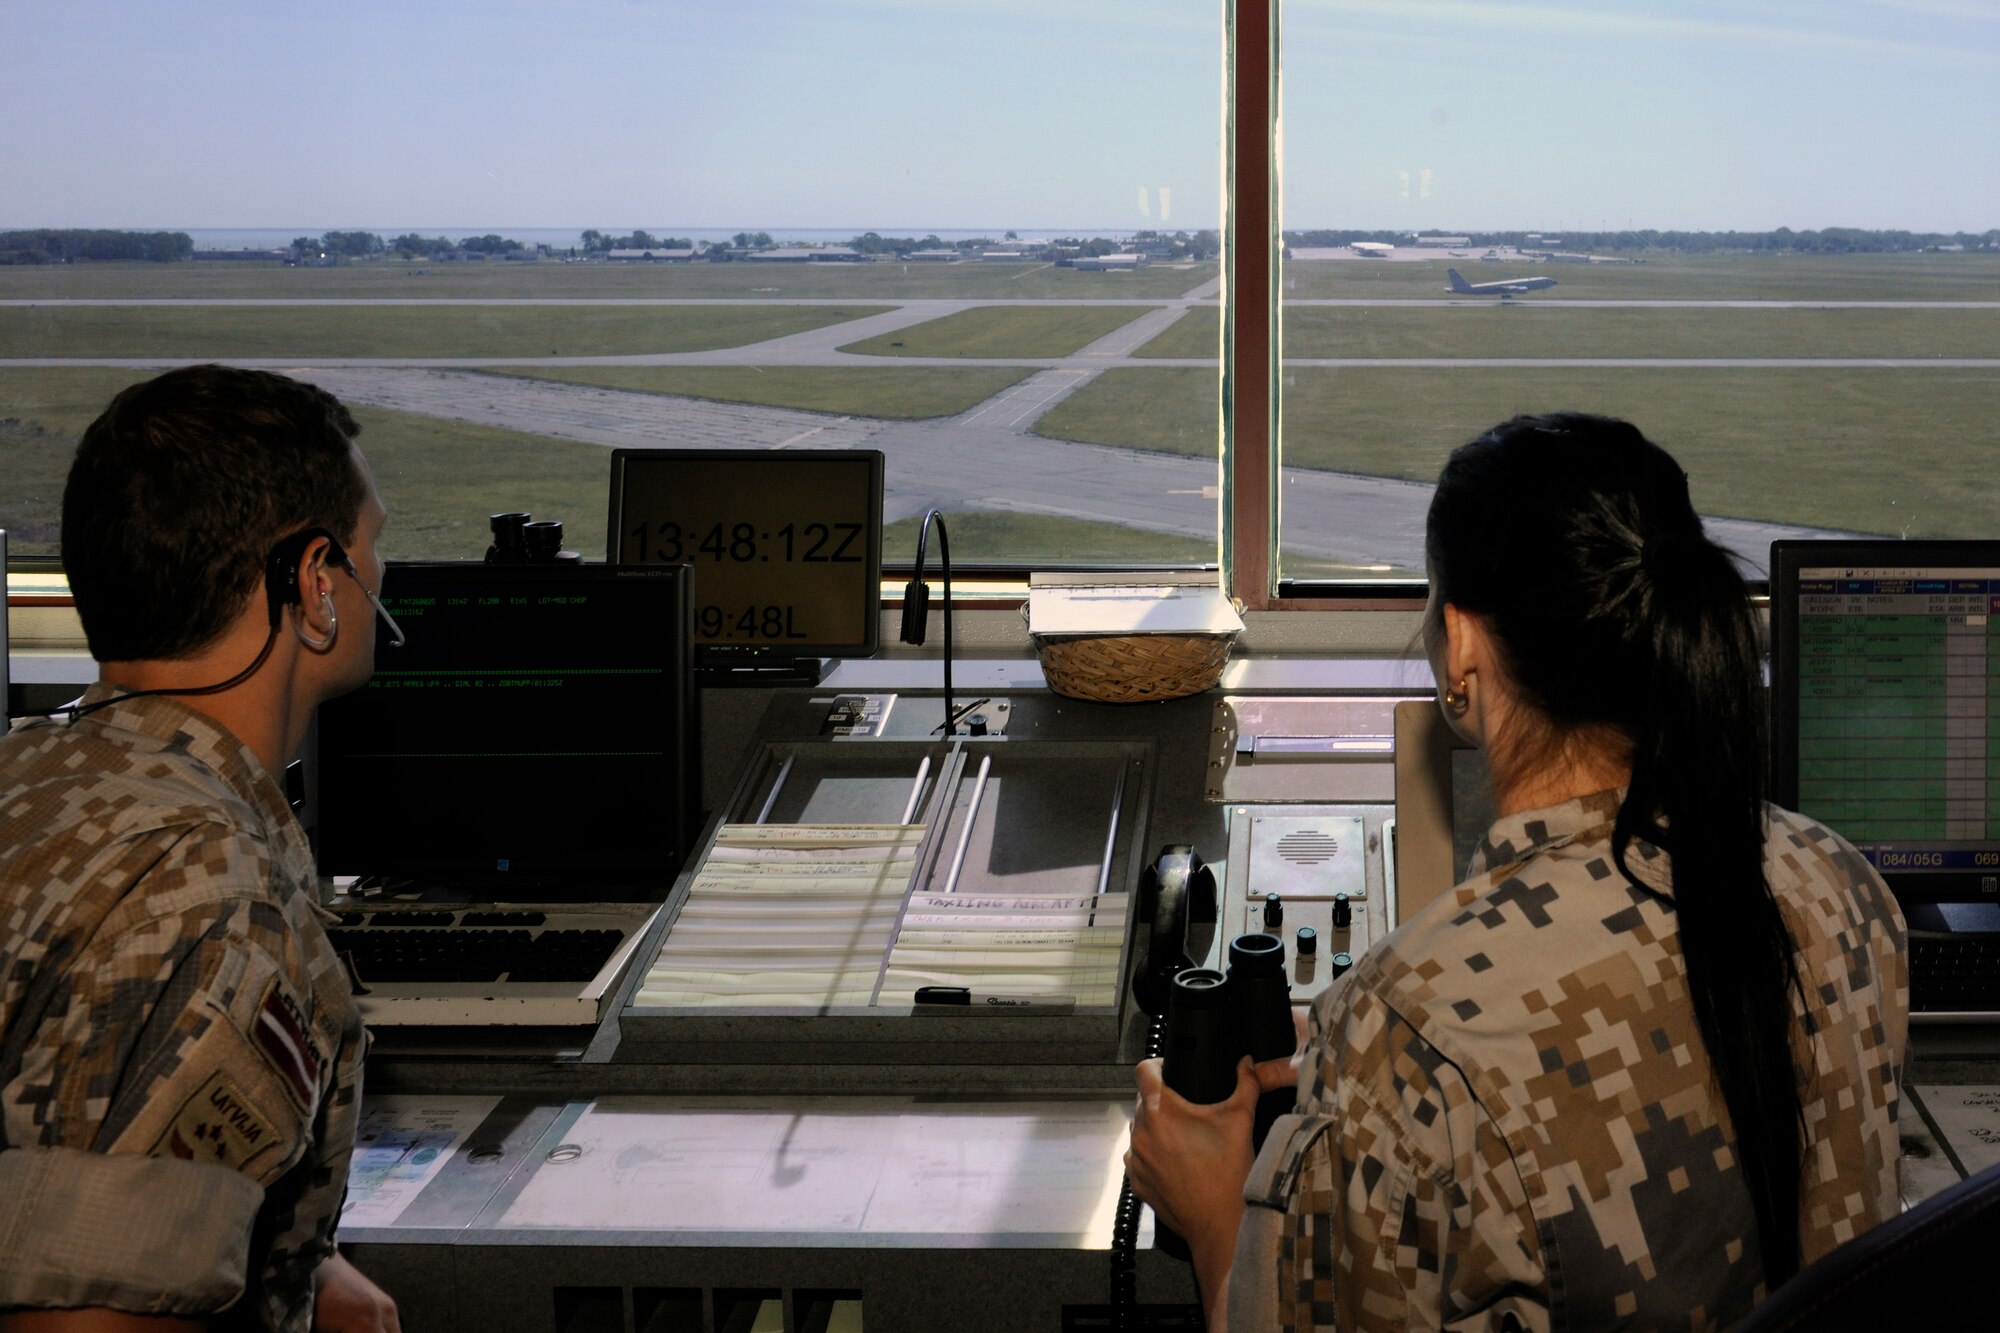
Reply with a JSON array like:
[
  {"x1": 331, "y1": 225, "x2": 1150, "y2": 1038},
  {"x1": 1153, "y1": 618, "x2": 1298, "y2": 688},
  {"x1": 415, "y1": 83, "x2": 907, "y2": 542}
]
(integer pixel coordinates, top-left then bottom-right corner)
[
  {"x1": 0, "y1": 366, "x2": 400, "y2": 1332},
  {"x1": 1133, "y1": 790, "x2": 1906, "y2": 1332}
]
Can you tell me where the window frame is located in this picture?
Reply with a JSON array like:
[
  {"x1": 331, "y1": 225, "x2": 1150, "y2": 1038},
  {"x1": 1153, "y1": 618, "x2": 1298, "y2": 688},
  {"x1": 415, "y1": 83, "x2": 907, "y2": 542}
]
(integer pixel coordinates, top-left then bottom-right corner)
[{"x1": 1225, "y1": 0, "x2": 1426, "y2": 614}]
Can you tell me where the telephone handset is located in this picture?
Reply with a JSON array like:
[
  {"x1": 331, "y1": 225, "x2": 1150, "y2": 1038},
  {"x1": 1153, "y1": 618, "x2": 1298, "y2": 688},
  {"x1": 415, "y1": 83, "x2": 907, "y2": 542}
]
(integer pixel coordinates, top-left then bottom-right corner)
[{"x1": 1131, "y1": 844, "x2": 1219, "y2": 1018}]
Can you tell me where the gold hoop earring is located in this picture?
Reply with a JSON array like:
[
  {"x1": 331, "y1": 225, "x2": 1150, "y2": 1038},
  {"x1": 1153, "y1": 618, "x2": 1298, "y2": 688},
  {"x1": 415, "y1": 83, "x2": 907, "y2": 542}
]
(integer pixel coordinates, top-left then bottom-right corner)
[
  {"x1": 1442, "y1": 677, "x2": 1471, "y2": 717},
  {"x1": 295, "y1": 594, "x2": 338, "y2": 651}
]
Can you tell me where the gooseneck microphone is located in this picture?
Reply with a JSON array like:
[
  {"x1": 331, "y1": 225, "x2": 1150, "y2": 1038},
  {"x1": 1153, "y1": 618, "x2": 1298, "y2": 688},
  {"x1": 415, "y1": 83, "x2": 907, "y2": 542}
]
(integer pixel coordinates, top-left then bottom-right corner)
[{"x1": 899, "y1": 508, "x2": 955, "y2": 736}]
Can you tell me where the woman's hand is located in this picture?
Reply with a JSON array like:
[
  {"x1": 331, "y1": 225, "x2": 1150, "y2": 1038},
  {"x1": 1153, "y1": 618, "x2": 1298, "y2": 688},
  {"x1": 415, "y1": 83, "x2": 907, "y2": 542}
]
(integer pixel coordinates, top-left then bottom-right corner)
[
  {"x1": 1127, "y1": 1056, "x2": 1257, "y2": 1249},
  {"x1": 1126, "y1": 1054, "x2": 1300, "y2": 1283}
]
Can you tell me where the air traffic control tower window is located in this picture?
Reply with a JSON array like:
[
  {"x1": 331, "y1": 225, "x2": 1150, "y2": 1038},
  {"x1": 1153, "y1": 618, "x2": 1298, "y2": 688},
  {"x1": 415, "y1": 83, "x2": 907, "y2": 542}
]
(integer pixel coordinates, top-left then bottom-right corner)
[
  {"x1": 1272, "y1": 0, "x2": 2000, "y2": 593},
  {"x1": 0, "y1": 0, "x2": 1225, "y2": 573}
]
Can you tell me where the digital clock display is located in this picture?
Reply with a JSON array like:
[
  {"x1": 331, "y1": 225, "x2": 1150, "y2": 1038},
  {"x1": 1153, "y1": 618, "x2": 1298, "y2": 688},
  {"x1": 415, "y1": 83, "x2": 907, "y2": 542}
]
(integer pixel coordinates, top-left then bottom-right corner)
[{"x1": 607, "y1": 449, "x2": 884, "y2": 656}]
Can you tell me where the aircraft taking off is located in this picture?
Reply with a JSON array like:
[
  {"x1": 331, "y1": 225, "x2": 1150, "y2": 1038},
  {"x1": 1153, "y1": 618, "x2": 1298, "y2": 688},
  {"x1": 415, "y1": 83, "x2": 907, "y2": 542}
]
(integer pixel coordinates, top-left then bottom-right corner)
[{"x1": 1447, "y1": 266, "x2": 1557, "y2": 297}]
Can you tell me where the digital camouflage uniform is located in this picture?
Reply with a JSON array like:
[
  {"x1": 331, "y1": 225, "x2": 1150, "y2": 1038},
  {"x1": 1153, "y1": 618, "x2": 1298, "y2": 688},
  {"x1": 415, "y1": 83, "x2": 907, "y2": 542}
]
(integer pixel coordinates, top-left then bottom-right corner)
[
  {"x1": 1232, "y1": 789, "x2": 1907, "y2": 1333},
  {"x1": 0, "y1": 685, "x2": 364, "y2": 1331}
]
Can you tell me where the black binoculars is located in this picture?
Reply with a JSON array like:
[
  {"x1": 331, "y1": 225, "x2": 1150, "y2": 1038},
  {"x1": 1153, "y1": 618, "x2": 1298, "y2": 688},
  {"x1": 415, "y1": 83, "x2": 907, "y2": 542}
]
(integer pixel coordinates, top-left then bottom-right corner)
[
  {"x1": 1153, "y1": 932, "x2": 1298, "y2": 1260},
  {"x1": 486, "y1": 511, "x2": 581, "y2": 564}
]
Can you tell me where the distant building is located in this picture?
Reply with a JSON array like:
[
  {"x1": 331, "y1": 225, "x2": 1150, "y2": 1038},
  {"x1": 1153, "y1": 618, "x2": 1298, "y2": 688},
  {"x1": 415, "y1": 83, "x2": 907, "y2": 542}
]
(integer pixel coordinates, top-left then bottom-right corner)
[
  {"x1": 1072, "y1": 253, "x2": 1148, "y2": 271},
  {"x1": 1413, "y1": 235, "x2": 1472, "y2": 247},
  {"x1": 906, "y1": 249, "x2": 959, "y2": 262},
  {"x1": 606, "y1": 247, "x2": 696, "y2": 262},
  {"x1": 193, "y1": 248, "x2": 290, "y2": 262},
  {"x1": 977, "y1": 249, "x2": 1032, "y2": 260},
  {"x1": 745, "y1": 246, "x2": 863, "y2": 263}
]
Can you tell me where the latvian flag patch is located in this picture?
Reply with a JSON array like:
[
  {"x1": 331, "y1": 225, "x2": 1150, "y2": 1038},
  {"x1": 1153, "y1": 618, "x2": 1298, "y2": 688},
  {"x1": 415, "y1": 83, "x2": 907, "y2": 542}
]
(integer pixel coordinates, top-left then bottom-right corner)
[{"x1": 256, "y1": 977, "x2": 324, "y2": 1112}]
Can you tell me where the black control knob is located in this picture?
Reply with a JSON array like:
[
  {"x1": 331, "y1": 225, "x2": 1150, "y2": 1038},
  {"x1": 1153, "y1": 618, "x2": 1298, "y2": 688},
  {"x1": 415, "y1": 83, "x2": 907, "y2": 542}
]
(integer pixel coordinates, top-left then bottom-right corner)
[
  {"x1": 1329, "y1": 951, "x2": 1354, "y2": 979},
  {"x1": 1295, "y1": 925, "x2": 1318, "y2": 957},
  {"x1": 1332, "y1": 892, "x2": 1352, "y2": 931},
  {"x1": 967, "y1": 714, "x2": 989, "y2": 736},
  {"x1": 1263, "y1": 893, "x2": 1283, "y2": 929}
]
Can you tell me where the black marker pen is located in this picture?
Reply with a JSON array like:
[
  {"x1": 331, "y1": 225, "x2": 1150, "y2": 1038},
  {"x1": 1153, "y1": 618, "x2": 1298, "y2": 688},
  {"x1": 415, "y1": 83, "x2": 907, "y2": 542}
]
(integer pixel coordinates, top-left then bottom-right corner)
[{"x1": 912, "y1": 986, "x2": 1076, "y2": 1013}]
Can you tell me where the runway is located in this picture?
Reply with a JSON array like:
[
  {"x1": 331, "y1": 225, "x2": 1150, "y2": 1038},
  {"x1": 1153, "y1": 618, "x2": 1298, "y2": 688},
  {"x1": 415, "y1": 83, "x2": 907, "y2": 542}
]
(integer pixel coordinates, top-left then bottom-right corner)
[
  {"x1": 7, "y1": 297, "x2": 1998, "y2": 309},
  {"x1": 291, "y1": 364, "x2": 1856, "y2": 576},
  {"x1": 0, "y1": 268, "x2": 1903, "y2": 570}
]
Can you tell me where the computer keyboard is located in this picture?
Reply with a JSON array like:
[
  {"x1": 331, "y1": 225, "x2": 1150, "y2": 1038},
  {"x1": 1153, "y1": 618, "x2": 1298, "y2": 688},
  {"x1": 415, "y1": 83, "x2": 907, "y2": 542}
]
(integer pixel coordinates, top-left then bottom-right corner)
[
  {"x1": 321, "y1": 902, "x2": 663, "y2": 1026},
  {"x1": 329, "y1": 921, "x2": 625, "y2": 984},
  {"x1": 1909, "y1": 931, "x2": 2000, "y2": 1015}
]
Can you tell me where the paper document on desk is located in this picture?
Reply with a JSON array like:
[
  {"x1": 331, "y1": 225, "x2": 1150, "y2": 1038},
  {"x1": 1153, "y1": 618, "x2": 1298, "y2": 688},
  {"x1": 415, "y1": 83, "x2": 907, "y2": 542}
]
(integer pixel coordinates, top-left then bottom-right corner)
[
  {"x1": 880, "y1": 889, "x2": 1127, "y2": 1007},
  {"x1": 341, "y1": 1094, "x2": 500, "y2": 1228},
  {"x1": 639, "y1": 824, "x2": 924, "y2": 1008},
  {"x1": 494, "y1": 1096, "x2": 1140, "y2": 1246},
  {"x1": 1909, "y1": 1083, "x2": 2000, "y2": 1177},
  {"x1": 1029, "y1": 570, "x2": 1242, "y2": 637}
]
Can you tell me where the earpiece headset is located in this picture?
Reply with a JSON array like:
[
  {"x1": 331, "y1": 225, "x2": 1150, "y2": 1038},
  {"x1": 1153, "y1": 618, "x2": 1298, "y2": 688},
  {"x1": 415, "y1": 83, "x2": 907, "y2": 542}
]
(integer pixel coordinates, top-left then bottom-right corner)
[
  {"x1": 265, "y1": 526, "x2": 346, "y2": 628},
  {"x1": 67, "y1": 527, "x2": 352, "y2": 720}
]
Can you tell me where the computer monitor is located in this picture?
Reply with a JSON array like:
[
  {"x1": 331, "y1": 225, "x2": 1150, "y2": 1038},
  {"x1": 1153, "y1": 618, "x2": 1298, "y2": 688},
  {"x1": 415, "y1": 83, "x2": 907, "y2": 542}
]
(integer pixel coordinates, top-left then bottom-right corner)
[
  {"x1": 1769, "y1": 540, "x2": 2000, "y2": 905},
  {"x1": 605, "y1": 449, "x2": 883, "y2": 681},
  {"x1": 314, "y1": 562, "x2": 698, "y2": 898}
]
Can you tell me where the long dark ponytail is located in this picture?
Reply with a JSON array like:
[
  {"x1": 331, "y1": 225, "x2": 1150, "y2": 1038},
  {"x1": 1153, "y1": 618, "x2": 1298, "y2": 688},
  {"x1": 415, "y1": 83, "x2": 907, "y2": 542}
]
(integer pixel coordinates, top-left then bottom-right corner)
[{"x1": 1426, "y1": 413, "x2": 1806, "y2": 1284}]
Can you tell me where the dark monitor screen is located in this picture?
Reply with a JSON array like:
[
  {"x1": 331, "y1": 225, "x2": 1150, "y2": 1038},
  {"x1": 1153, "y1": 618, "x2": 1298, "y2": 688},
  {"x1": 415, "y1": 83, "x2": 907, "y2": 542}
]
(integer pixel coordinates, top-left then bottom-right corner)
[
  {"x1": 314, "y1": 562, "x2": 697, "y2": 895},
  {"x1": 1769, "y1": 540, "x2": 2000, "y2": 904},
  {"x1": 605, "y1": 449, "x2": 883, "y2": 660}
]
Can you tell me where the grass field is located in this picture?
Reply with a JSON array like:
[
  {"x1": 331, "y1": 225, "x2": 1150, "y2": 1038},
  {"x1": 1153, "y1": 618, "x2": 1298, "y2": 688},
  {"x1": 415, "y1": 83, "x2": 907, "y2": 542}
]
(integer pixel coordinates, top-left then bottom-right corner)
[
  {"x1": 881, "y1": 510, "x2": 1215, "y2": 567},
  {"x1": 358, "y1": 410, "x2": 613, "y2": 561},
  {"x1": 485, "y1": 366, "x2": 1032, "y2": 419},
  {"x1": 0, "y1": 258, "x2": 1212, "y2": 301},
  {"x1": 1140, "y1": 305, "x2": 2000, "y2": 359},
  {"x1": 7, "y1": 249, "x2": 1997, "y2": 568},
  {"x1": 1032, "y1": 365, "x2": 2000, "y2": 539},
  {"x1": 1284, "y1": 252, "x2": 2000, "y2": 301},
  {"x1": 0, "y1": 366, "x2": 612, "y2": 558},
  {"x1": 838, "y1": 305, "x2": 1155, "y2": 358},
  {"x1": 0, "y1": 304, "x2": 888, "y2": 359}
]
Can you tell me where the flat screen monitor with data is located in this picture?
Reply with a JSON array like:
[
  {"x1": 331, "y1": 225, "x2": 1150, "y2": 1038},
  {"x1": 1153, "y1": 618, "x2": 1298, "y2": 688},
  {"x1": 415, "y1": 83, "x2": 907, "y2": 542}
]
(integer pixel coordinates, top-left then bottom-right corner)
[
  {"x1": 605, "y1": 449, "x2": 883, "y2": 667},
  {"x1": 1769, "y1": 540, "x2": 2000, "y2": 904},
  {"x1": 314, "y1": 562, "x2": 698, "y2": 897}
]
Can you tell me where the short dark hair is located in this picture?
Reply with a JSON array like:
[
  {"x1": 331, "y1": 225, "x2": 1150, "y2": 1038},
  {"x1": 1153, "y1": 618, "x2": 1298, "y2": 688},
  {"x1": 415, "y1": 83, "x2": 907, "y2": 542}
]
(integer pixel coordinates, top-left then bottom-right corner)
[{"x1": 62, "y1": 365, "x2": 367, "y2": 661}]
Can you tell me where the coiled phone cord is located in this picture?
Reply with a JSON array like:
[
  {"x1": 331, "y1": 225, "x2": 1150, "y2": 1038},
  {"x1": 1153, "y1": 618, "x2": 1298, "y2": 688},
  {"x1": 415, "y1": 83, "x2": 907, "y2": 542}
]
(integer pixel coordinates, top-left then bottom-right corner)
[{"x1": 1110, "y1": 1013, "x2": 1167, "y2": 1329}]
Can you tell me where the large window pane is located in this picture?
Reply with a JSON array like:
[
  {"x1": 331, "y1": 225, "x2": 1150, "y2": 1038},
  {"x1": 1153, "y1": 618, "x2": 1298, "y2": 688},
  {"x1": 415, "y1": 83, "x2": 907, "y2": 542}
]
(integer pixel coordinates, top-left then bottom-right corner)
[
  {"x1": 1278, "y1": 1, "x2": 2000, "y2": 583},
  {"x1": 1, "y1": 1, "x2": 1223, "y2": 569}
]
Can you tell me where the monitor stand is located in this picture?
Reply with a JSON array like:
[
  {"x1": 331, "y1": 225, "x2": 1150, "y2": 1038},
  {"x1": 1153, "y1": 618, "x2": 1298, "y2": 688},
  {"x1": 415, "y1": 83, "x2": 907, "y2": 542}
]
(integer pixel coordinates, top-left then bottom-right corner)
[{"x1": 695, "y1": 653, "x2": 825, "y2": 689}]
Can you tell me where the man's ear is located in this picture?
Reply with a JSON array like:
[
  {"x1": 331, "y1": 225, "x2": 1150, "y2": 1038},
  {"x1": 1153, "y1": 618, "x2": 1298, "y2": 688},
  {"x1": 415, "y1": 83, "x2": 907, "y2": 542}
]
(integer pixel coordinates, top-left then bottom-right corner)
[{"x1": 295, "y1": 535, "x2": 337, "y2": 615}]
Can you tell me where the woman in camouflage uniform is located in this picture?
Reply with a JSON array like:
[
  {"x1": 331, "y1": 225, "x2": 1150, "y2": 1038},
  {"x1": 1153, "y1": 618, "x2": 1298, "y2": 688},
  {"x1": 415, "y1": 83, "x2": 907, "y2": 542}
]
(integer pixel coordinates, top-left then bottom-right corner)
[{"x1": 1128, "y1": 414, "x2": 1906, "y2": 1332}]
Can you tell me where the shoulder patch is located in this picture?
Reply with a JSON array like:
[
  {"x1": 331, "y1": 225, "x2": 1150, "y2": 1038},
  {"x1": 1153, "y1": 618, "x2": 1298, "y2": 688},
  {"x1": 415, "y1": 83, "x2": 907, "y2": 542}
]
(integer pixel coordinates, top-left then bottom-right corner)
[
  {"x1": 152, "y1": 1069, "x2": 288, "y2": 1178},
  {"x1": 254, "y1": 975, "x2": 325, "y2": 1112}
]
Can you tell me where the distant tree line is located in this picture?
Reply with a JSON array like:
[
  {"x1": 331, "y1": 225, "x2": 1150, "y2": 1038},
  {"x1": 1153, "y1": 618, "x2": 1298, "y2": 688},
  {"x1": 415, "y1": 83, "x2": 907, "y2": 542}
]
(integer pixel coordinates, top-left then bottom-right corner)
[
  {"x1": 836, "y1": 229, "x2": 1219, "y2": 261},
  {"x1": 1286, "y1": 227, "x2": 2000, "y2": 253},
  {"x1": 580, "y1": 230, "x2": 696, "y2": 253},
  {"x1": 288, "y1": 231, "x2": 538, "y2": 260},
  {"x1": 0, "y1": 229, "x2": 193, "y2": 264},
  {"x1": 293, "y1": 230, "x2": 385, "y2": 258}
]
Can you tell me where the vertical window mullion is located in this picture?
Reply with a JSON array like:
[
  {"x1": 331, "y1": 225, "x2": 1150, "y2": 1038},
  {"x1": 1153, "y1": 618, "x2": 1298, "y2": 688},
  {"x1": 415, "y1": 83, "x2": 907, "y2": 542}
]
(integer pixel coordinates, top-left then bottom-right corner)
[{"x1": 1223, "y1": 0, "x2": 1279, "y2": 610}]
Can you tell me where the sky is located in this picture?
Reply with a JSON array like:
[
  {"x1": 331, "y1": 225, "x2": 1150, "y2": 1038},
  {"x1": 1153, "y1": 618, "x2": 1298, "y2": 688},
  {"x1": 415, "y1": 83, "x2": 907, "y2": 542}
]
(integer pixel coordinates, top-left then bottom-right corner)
[{"x1": 3, "y1": 0, "x2": 1996, "y2": 234}]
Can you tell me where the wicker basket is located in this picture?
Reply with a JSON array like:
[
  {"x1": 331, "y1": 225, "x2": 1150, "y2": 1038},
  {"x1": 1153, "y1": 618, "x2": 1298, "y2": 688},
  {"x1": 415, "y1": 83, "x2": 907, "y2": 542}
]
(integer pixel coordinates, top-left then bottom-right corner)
[{"x1": 1033, "y1": 631, "x2": 1236, "y2": 704}]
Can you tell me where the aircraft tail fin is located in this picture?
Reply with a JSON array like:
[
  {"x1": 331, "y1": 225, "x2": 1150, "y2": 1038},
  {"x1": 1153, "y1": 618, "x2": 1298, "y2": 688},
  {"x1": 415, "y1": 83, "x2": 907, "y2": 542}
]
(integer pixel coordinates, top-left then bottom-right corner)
[{"x1": 1446, "y1": 267, "x2": 1473, "y2": 294}]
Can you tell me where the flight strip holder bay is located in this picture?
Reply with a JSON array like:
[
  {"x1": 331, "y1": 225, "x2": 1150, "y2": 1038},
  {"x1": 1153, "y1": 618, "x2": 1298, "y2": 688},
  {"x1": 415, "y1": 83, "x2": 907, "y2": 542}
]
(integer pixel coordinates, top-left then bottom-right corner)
[{"x1": 611, "y1": 735, "x2": 1162, "y2": 1082}]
